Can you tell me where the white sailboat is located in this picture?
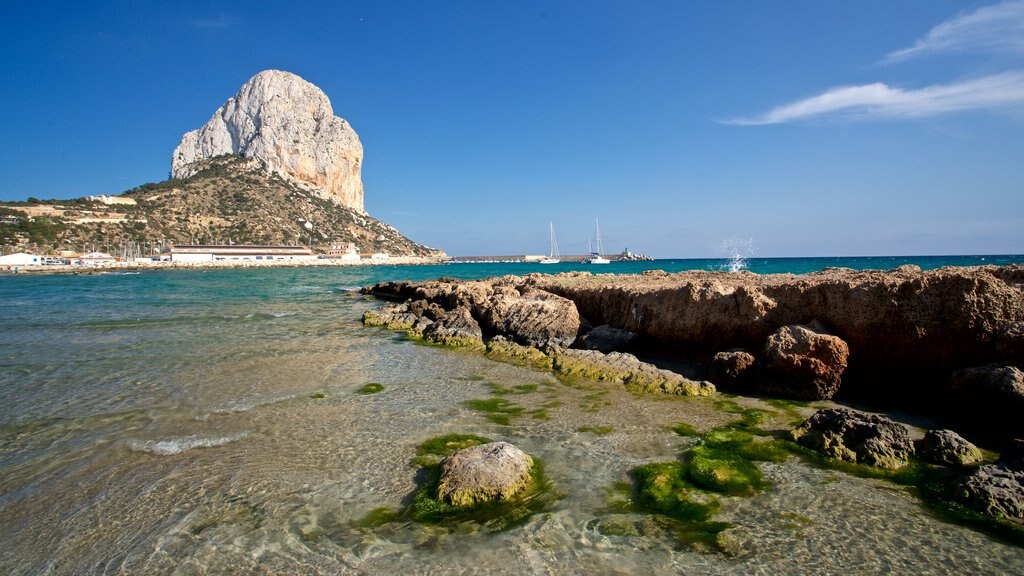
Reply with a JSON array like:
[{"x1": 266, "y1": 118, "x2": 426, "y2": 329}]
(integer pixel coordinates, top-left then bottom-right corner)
[
  {"x1": 584, "y1": 218, "x2": 610, "y2": 264},
  {"x1": 540, "y1": 222, "x2": 560, "y2": 264}
]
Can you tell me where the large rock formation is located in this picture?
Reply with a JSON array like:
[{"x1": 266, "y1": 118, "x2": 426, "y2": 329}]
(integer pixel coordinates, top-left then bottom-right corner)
[
  {"x1": 363, "y1": 266, "x2": 1024, "y2": 442},
  {"x1": 172, "y1": 70, "x2": 364, "y2": 211}
]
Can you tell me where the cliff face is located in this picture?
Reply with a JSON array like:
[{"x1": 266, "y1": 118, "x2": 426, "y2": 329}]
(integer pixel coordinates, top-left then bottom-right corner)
[{"x1": 172, "y1": 70, "x2": 364, "y2": 212}]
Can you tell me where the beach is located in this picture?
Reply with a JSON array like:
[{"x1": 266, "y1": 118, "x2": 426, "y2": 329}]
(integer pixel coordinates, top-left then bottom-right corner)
[{"x1": 1, "y1": 262, "x2": 1022, "y2": 574}]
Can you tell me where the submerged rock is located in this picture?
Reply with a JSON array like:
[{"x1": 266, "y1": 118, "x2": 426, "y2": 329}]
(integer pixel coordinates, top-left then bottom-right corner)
[
  {"x1": 759, "y1": 323, "x2": 849, "y2": 400},
  {"x1": 790, "y1": 408, "x2": 915, "y2": 469},
  {"x1": 436, "y1": 442, "x2": 534, "y2": 507},
  {"x1": 954, "y1": 464, "x2": 1024, "y2": 520},
  {"x1": 706, "y1": 349, "x2": 757, "y2": 389},
  {"x1": 553, "y1": 349, "x2": 715, "y2": 397},
  {"x1": 916, "y1": 429, "x2": 983, "y2": 468},
  {"x1": 362, "y1": 304, "x2": 418, "y2": 331}
]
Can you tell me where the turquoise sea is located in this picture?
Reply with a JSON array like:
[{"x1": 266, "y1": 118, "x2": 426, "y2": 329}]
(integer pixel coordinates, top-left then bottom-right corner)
[{"x1": 1, "y1": 255, "x2": 1023, "y2": 574}]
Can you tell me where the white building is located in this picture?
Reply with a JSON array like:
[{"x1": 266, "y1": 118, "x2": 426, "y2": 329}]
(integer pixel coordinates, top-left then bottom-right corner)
[
  {"x1": 167, "y1": 245, "x2": 317, "y2": 262},
  {"x1": 0, "y1": 252, "x2": 41, "y2": 266}
]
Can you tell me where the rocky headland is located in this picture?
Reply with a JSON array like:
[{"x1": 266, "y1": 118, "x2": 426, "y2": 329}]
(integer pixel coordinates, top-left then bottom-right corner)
[
  {"x1": 1, "y1": 70, "x2": 443, "y2": 259},
  {"x1": 172, "y1": 70, "x2": 364, "y2": 212}
]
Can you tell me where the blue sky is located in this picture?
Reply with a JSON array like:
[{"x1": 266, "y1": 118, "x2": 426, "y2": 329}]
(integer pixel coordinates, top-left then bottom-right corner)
[{"x1": 1, "y1": 1, "x2": 1022, "y2": 258}]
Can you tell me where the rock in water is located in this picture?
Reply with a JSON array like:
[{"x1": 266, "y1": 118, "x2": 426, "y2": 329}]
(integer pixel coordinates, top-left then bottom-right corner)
[
  {"x1": 790, "y1": 408, "x2": 915, "y2": 469},
  {"x1": 171, "y1": 70, "x2": 364, "y2": 211},
  {"x1": 915, "y1": 429, "x2": 983, "y2": 467},
  {"x1": 954, "y1": 465, "x2": 1024, "y2": 520},
  {"x1": 437, "y1": 442, "x2": 534, "y2": 507}
]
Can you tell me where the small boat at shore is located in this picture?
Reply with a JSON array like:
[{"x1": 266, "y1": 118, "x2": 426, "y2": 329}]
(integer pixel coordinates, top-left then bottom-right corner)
[
  {"x1": 583, "y1": 218, "x2": 610, "y2": 264},
  {"x1": 540, "y1": 222, "x2": 560, "y2": 264}
]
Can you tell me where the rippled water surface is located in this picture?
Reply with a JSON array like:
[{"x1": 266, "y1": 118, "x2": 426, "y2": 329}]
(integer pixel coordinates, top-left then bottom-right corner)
[{"x1": 1, "y1": 264, "x2": 1022, "y2": 575}]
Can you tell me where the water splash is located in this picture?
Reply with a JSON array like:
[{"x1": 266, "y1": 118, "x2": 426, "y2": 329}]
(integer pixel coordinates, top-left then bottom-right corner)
[
  {"x1": 718, "y1": 237, "x2": 756, "y2": 273},
  {"x1": 127, "y1": 432, "x2": 248, "y2": 455}
]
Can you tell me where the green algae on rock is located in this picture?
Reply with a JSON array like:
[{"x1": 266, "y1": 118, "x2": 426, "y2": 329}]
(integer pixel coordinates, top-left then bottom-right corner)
[
  {"x1": 791, "y1": 408, "x2": 915, "y2": 470},
  {"x1": 485, "y1": 336, "x2": 554, "y2": 370},
  {"x1": 410, "y1": 444, "x2": 555, "y2": 532},
  {"x1": 686, "y1": 445, "x2": 767, "y2": 495},
  {"x1": 436, "y1": 442, "x2": 534, "y2": 507},
  {"x1": 414, "y1": 433, "x2": 493, "y2": 467},
  {"x1": 552, "y1": 349, "x2": 715, "y2": 397},
  {"x1": 631, "y1": 462, "x2": 720, "y2": 522},
  {"x1": 464, "y1": 397, "x2": 525, "y2": 425}
]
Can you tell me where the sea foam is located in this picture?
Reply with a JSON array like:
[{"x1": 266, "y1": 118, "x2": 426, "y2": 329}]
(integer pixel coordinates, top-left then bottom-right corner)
[{"x1": 128, "y1": 432, "x2": 248, "y2": 455}]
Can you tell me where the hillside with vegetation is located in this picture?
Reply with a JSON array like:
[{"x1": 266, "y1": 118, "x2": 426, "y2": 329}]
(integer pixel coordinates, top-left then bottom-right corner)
[{"x1": 0, "y1": 155, "x2": 444, "y2": 258}]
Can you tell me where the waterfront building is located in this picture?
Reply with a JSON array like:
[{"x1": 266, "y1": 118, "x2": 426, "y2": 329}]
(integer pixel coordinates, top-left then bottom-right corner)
[{"x1": 167, "y1": 245, "x2": 316, "y2": 262}]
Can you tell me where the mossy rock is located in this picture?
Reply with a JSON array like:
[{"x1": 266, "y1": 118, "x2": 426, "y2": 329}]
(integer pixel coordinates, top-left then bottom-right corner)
[
  {"x1": 357, "y1": 383, "x2": 385, "y2": 395},
  {"x1": 631, "y1": 462, "x2": 720, "y2": 522},
  {"x1": 700, "y1": 428, "x2": 790, "y2": 463},
  {"x1": 362, "y1": 306, "x2": 417, "y2": 330},
  {"x1": 410, "y1": 454, "x2": 554, "y2": 532},
  {"x1": 485, "y1": 337, "x2": 553, "y2": 370},
  {"x1": 597, "y1": 516, "x2": 640, "y2": 537},
  {"x1": 687, "y1": 446, "x2": 766, "y2": 495}
]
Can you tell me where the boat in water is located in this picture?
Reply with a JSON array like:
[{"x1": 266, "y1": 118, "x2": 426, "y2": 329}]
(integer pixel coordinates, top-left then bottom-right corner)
[
  {"x1": 583, "y1": 218, "x2": 610, "y2": 264},
  {"x1": 540, "y1": 222, "x2": 560, "y2": 264}
]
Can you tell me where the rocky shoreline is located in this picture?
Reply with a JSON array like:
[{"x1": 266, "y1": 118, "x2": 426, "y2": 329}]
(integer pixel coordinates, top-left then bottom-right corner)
[
  {"x1": 361, "y1": 264, "x2": 1024, "y2": 530},
  {"x1": 363, "y1": 265, "x2": 1024, "y2": 442}
]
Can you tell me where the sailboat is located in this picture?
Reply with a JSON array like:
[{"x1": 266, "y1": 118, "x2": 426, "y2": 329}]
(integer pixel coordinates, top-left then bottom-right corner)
[
  {"x1": 540, "y1": 222, "x2": 560, "y2": 264},
  {"x1": 584, "y1": 218, "x2": 611, "y2": 264}
]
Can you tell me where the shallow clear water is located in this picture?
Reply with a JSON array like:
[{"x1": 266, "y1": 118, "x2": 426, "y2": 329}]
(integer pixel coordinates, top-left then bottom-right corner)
[{"x1": 1, "y1": 262, "x2": 1022, "y2": 574}]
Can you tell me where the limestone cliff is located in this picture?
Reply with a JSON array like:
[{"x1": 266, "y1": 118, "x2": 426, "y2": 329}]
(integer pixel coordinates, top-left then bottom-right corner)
[{"x1": 171, "y1": 70, "x2": 364, "y2": 212}]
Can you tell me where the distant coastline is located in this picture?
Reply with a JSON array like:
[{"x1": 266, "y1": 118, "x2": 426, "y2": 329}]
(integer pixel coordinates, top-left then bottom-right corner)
[
  {"x1": 3, "y1": 253, "x2": 1022, "y2": 276},
  {"x1": 0, "y1": 255, "x2": 445, "y2": 275}
]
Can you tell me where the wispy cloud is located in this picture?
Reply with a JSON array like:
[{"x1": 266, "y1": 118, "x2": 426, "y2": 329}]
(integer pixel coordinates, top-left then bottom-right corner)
[
  {"x1": 883, "y1": 1, "x2": 1024, "y2": 63},
  {"x1": 191, "y1": 15, "x2": 237, "y2": 29},
  {"x1": 722, "y1": 71, "x2": 1024, "y2": 125}
]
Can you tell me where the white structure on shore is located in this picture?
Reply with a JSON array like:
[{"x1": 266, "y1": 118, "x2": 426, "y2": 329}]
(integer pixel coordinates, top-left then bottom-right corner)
[
  {"x1": 167, "y1": 245, "x2": 316, "y2": 263},
  {"x1": 0, "y1": 252, "x2": 41, "y2": 266}
]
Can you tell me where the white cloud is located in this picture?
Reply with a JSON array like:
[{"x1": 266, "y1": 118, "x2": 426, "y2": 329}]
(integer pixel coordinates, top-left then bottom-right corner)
[
  {"x1": 883, "y1": 1, "x2": 1024, "y2": 63},
  {"x1": 722, "y1": 71, "x2": 1024, "y2": 125}
]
